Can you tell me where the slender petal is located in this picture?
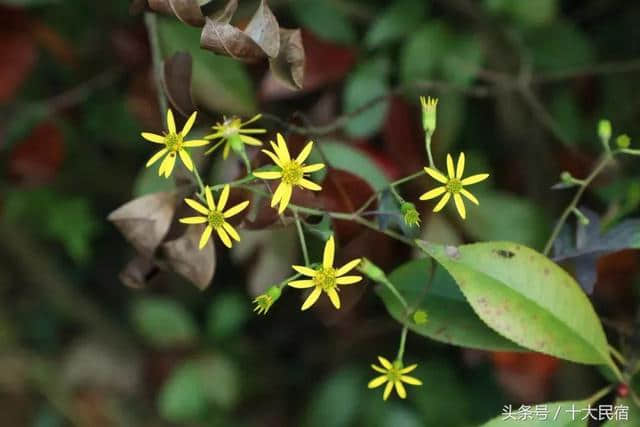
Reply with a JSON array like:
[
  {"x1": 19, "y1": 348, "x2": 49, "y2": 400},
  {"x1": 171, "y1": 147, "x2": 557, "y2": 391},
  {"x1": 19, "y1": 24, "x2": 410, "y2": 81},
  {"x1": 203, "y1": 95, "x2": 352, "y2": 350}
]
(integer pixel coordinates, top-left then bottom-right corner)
[
  {"x1": 241, "y1": 113, "x2": 262, "y2": 126},
  {"x1": 368, "y1": 376, "x2": 388, "y2": 389},
  {"x1": 205, "y1": 130, "x2": 224, "y2": 140},
  {"x1": 432, "y1": 192, "x2": 451, "y2": 212},
  {"x1": 216, "y1": 227, "x2": 232, "y2": 248},
  {"x1": 302, "y1": 163, "x2": 325, "y2": 173},
  {"x1": 400, "y1": 376, "x2": 422, "y2": 386},
  {"x1": 160, "y1": 152, "x2": 176, "y2": 177},
  {"x1": 141, "y1": 132, "x2": 165, "y2": 143},
  {"x1": 205, "y1": 186, "x2": 216, "y2": 210},
  {"x1": 456, "y1": 152, "x2": 465, "y2": 179},
  {"x1": 424, "y1": 167, "x2": 448, "y2": 184},
  {"x1": 460, "y1": 188, "x2": 479, "y2": 205},
  {"x1": 461, "y1": 173, "x2": 489, "y2": 185},
  {"x1": 223, "y1": 201, "x2": 250, "y2": 218},
  {"x1": 199, "y1": 225, "x2": 212, "y2": 249},
  {"x1": 400, "y1": 364, "x2": 417, "y2": 374},
  {"x1": 446, "y1": 154, "x2": 455, "y2": 178},
  {"x1": 253, "y1": 171, "x2": 282, "y2": 180},
  {"x1": 218, "y1": 185, "x2": 230, "y2": 211},
  {"x1": 323, "y1": 236, "x2": 335, "y2": 268},
  {"x1": 182, "y1": 139, "x2": 209, "y2": 147},
  {"x1": 292, "y1": 265, "x2": 317, "y2": 277},
  {"x1": 178, "y1": 149, "x2": 193, "y2": 171},
  {"x1": 371, "y1": 364, "x2": 387, "y2": 374},
  {"x1": 239, "y1": 128, "x2": 267, "y2": 134},
  {"x1": 146, "y1": 148, "x2": 168, "y2": 167},
  {"x1": 261, "y1": 149, "x2": 283, "y2": 168},
  {"x1": 179, "y1": 216, "x2": 207, "y2": 224},
  {"x1": 299, "y1": 179, "x2": 322, "y2": 191},
  {"x1": 336, "y1": 275, "x2": 362, "y2": 285},
  {"x1": 296, "y1": 141, "x2": 314, "y2": 163},
  {"x1": 383, "y1": 381, "x2": 393, "y2": 400},
  {"x1": 181, "y1": 111, "x2": 197, "y2": 136},
  {"x1": 288, "y1": 280, "x2": 315, "y2": 288},
  {"x1": 223, "y1": 142, "x2": 231, "y2": 159},
  {"x1": 395, "y1": 381, "x2": 407, "y2": 399},
  {"x1": 222, "y1": 222, "x2": 240, "y2": 241},
  {"x1": 336, "y1": 259, "x2": 361, "y2": 276},
  {"x1": 271, "y1": 183, "x2": 288, "y2": 208},
  {"x1": 239, "y1": 134, "x2": 263, "y2": 146},
  {"x1": 453, "y1": 193, "x2": 466, "y2": 219},
  {"x1": 327, "y1": 288, "x2": 341, "y2": 309},
  {"x1": 419, "y1": 186, "x2": 446, "y2": 201},
  {"x1": 185, "y1": 198, "x2": 209, "y2": 215},
  {"x1": 378, "y1": 357, "x2": 392, "y2": 370},
  {"x1": 269, "y1": 141, "x2": 284, "y2": 162},
  {"x1": 276, "y1": 133, "x2": 290, "y2": 161},
  {"x1": 166, "y1": 109, "x2": 176, "y2": 134},
  {"x1": 301, "y1": 287, "x2": 322, "y2": 310},
  {"x1": 278, "y1": 184, "x2": 293, "y2": 213}
]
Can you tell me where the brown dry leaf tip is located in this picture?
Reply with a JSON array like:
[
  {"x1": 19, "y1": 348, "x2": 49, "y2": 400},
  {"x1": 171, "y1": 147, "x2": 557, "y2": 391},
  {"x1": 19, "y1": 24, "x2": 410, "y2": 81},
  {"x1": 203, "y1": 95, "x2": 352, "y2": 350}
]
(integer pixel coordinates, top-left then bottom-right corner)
[
  {"x1": 119, "y1": 256, "x2": 157, "y2": 289},
  {"x1": 161, "y1": 225, "x2": 216, "y2": 290},
  {"x1": 148, "y1": 0, "x2": 205, "y2": 27},
  {"x1": 107, "y1": 191, "x2": 179, "y2": 258},
  {"x1": 269, "y1": 28, "x2": 305, "y2": 90},
  {"x1": 163, "y1": 52, "x2": 195, "y2": 117},
  {"x1": 209, "y1": 0, "x2": 237, "y2": 24}
]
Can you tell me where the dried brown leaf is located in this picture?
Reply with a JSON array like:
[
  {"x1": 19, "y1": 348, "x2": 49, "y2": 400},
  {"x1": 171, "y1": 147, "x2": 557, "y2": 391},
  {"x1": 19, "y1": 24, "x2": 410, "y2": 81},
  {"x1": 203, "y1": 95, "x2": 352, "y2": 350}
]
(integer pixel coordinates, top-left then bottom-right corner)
[
  {"x1": 149, "y1": 0, "x2": 205, "y2": 27},
  {"x1": 163, "y1": 52, "x2": 195, "y2": 117},
  {"x1": 268, "y1": 28, "x2": 305, "y2": 90},
  {"x1": 244, "y1": 0, "x2": 280, "y2": 58},
  {"x1": 119, "y1": 256, "x2": 158, "y2": 289},
  {"x1": 208, "y1": 0, "x2": 237, "y2": 24},
  {"x1": 161, "y1": 225, "x2": 215, "y2": 290},
  {"x1": 200, "y1": 17, "x2": 265, "y2": 61}
]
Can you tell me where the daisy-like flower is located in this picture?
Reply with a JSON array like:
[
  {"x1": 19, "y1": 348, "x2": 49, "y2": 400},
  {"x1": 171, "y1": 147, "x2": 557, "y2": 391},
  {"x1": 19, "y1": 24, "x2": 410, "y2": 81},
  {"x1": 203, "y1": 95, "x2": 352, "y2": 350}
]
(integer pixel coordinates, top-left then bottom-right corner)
[
  {"x1": 419, "y1": 152, "x2": 489, "y2": 220},
  {"x1": 179, "y1": 185, "x2": 249, "y2": 249},
  {"x1": 253, "y1": 133, "x2": 325, "y2": 214},
  {"x1": 368, "y1": 356, "x2": 422, "y2": 401},
  {"x1": 288, "y1": 235, "x2": 361, "y2": 310},
  {"x1": 204, "y1": 114, "x2": 266, "y2": 159},
  {"x1": 142, "y1": 109, "x2": 209, "y2": 178}
]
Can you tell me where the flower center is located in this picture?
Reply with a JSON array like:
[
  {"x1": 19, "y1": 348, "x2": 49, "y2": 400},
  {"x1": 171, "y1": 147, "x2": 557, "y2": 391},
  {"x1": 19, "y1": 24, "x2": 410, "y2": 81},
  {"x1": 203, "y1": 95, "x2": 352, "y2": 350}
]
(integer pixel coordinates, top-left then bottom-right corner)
[
  {"x1": 281, "y1": 161, "x2": 304, "y2": 185},
  {"x1": 446, "y1": 178, "x2": 462, "y2": 194},
  {"x1": 387, "y1": 361, "x2": 403, "y2": 381},
  {"x1": 207, "y1": 210, "x2": 225, "y2": 229},
  {"x1": 165, "y1": 133, "x2": 183, "y2": 152},
  {"x1": 223, "y1": 118, "x2": 241, "y2": 137},
  {"x1": 313, "y1": 267, "x2": 337, "y2": 291}
]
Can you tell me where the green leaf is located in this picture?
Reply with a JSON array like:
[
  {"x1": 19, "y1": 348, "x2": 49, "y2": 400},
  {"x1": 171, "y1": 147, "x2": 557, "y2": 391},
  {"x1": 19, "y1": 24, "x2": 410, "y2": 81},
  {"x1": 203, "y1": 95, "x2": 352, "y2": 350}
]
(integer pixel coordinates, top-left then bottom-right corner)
[
  {"x1": 418, "y1": 241, "x2": 613, "y2": 366},
  {"x1": 603, "y1": 397, "x2": 640, "y2": 426},
  {"x1": 525, "y1": 21, "x2": 595, "y2": 72},
  {"x1": 205, "y1": 292, "x2": 250, "y2": 340},
  {"x1": 131, "y1": 298, "x2": 198, "y2": 348},
  {"x1": 291, "y1": 0, "x2": 356, "y2": 45},
  {"x1": 485, "y1": 0, "x2": 558, "y2": 27},
  {"x1": 480, "y1": 400, "x2": 590, "y2": 426},
  {"x1": 365, "y1": 0, "x2": 428, "y2": 48},
  {"x1": 157, "y1": 17, "x2": 255, "y2": 114},
  {"x1": 132, "y1": 165, "x2": 176, "y2": 197},
  {"x1": 400, "y1": 21, "x2": 452, "y2": 84},
  {"x1": 377, "y1": 259, "x2": 522, "y2": 351},
  {"x1": 303, "y1": 366, "x2": 364, "y2": 427}
]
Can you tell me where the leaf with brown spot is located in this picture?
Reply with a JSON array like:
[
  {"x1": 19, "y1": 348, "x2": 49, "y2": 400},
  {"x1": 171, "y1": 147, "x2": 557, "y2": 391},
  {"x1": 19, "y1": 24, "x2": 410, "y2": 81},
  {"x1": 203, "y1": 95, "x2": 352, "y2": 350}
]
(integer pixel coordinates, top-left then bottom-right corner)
[
  {"x1": 163, "y1": 52, "x2": 195, "y2": 116},
  {"x1": 268, "y1": 28, "x2": 305, "y2": 90},
  {"x1": 161, "y1": 225, "x2": 215, "y2": 290},
  {"x1": 108, "y1": 191, "x2": 179, "y2": 258}
]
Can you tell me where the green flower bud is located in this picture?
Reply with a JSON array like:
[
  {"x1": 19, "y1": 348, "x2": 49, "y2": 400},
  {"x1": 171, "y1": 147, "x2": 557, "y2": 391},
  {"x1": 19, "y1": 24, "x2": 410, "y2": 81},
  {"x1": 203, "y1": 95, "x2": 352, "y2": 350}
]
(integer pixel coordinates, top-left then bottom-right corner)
[
  {"x1": 560, "y1": 171, "x2": 573, "y2": 183},
  {"x1": 598, "y1": 119, "x2": 612, "y2": 143},
  {"x1": 253, "y1": 286, "x2": 282, "y2": 315},
  {"x1": 420, "y1": 96, "x2": 438, "y2": 135},
  {"x1": 616, "y1": 134, "x2": 631, "y2": 149},
  {"x1": 358, "y1": 258, "x2": 387, "y2": 282},
  {"x1": 412, "y1": 310, "x2": 428, "y2": 325},
  {"x1": 400, "y1": 202, "x2": 421, "y2": 228}
]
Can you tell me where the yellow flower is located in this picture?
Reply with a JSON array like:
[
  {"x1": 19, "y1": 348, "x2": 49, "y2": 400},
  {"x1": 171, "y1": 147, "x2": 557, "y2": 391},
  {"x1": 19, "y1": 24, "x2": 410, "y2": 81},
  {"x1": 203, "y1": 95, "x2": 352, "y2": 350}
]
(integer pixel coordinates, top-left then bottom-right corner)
[
  {"x1": 253, "y1": 286, "x2": 282, "y2": 315},
  {"x1": 420, "y1": 96, "x2": 438, "y2": 134},
  {"x1": 253, "y1": 133, "x2": 325, "y2": 213},
  {"x1": 420, "y1": 152, "x2": 489, "y2": 219},
  {"x1": 179, "y1": 185, "x2": 249, "y2": 249},
  {"x1": 368, "y1": 356, "x2": 422, "y2": 401},
  {"x1": 141, "y1": 109, "x2": 209, "y2": 178},
  {"x1": 204, "y1": 114, "x2": 266, "y2": 159},
  {"x1": 288, "y1": 235, "x2": 361, "y2": 310}
]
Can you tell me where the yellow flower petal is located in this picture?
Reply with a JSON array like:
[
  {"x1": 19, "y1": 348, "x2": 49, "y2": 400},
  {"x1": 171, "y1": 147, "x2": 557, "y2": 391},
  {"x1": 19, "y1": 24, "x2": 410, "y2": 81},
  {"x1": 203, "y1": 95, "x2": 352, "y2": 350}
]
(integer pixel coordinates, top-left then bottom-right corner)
[
  {"x1": 424, "y1": 167, "x2": 448, "y2": 184},
  {"x1": 269, "y1": 141, "x2": 284, "y2": 162},
  {"x1": 223, "y1": 142, "x2": 231, "y2": 159},
  {"x1": 179, "y1": 216, "x2": 207, "y2": 224},
  {"x1": 323, "y1": 235, "x2": 335, "y2": 268},
  {"x1": 271, "y1": 183, "x2": 287, "y2": 208},
  {"x1": 336, "y1": 275, "x2": 362, "y2": 285},
  {"x1": 378, "y1": 356, "x2": 392, "y2": 370},
  {"x1": 222, "y1": 222, "x2": 240, "y2": 242},
  {"x1": 261, "y1": 149, "x2": 283, "y2": 168},
  {"x1": 146, "y1": 148, "x2": 168, "y2": 167},
  {"x1": 301, "y1": 287, "x2": 322, "y2": 311},
  {"x1": 276, "y1": 133, "x2": 291, "y2": 161},
  {"x1": 419, "y1": 186, "x2": 446, "y2": 201},
  {"x1": 205, "y1": 186, "x2": 216, "y2": 210},
  {"x1": 241, "y1": 113, "x2": 262, "y2": 127},
  {"x1": 299, "y1": 179, "x2": 322, "y2": 191},
  {"x1": 400, "y1": 375, "x2": 422, "y2": 386},
  {"x1": 218, "y1": 185, "x2": 230, "y2": 211},
  {"x1": 453, "y1": 193, "x2": 466, "y2": 219},
  {"x1": 296, "y1": 141, "x2": 314, "y2": 163},
  {"x1": 141, "y1": 132, "x2": 165, "y2": 143},
  {"x1": 178, "y1": 149, "x2": 193, "y2": 171},
  {"x1": 185, "y1": 198, "x2": 209, "y2": 215},
  {"x1": 278, "y1": 184, "x2": 292, "y2": 214},
  {"x1": 216, "y1": 227, "x2": 232, "y2": 248},
  {"x1": 253, "y1": 171, "x2": 282, "y2": 180},
  {"x1": 166, "y1": 109, "x2": 176, "y2": 134},
  {"x1": 336, "y1": 258, "x2": 361, "y2": 276},
  {"x1": 199, "y1": 225, "x2": 212, "y2": 249},
  {"x1": 292, "y1": 265, "x2": 317, "y2": 277},
  {"x1": 302, "y1": 163, "x2": 325, "y2": 173},
  {"x1": 239, "y1": 128, "x2": 267, "y2": 134},
  {"x1": 368, "y1": 376, "x2": 388, "y2": 389},
  {"x1": 371, "y1": 364, "x2": 386, "y2": 374},
  {"x1": 395, "y1": 381, "x2": 407, "y2": 399},
  {"x1": 181, "y1": 111, "x2": 197, "y2": 136},
  {"x1": 288, "y1": 280, "x2": 315, "y2": 288},
  {"x1": 460, "y1": 188, "x2": 479, "y2": 205},
  {"x1": 182, "y1": 139, "x2": 209, "y2": 147},
  {"x1": 383, "y1": 381, "x2": 393, "y2": 400},
  {"x1": 239, "y1": 134, "x2": 263, "y2": 146},
  {"x1": 456, "y1": 152, "x2": 465, "y2": 179},
  {"x1": 400, "y1": 364, "x2": 417, "y2": 374},
  {"x1": 446, "y1": 154, "x2": 455, "y2": 178},
  {"x1": 432, "y1": 192, "x2": 451, "y2": 212},
  {"x1": 223, "y1": 201, "x2": 250, "y2": 218},
  {"x1": 160, "y1": 152, "x2": 176, "y2": 177},
  {"x1": 327, "y1": 288, "x2": 341, "y2": 309},
  {"x1": 461, "y1": 173, "x2": 489, "y2": 185}
]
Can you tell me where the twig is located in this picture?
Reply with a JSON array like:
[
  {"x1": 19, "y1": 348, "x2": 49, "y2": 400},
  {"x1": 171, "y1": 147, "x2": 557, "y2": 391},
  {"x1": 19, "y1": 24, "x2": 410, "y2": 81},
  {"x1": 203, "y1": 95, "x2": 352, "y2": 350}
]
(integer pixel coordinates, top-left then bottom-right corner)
[{"x1": 145, "y1": 12, "x2": 168, "y2": 121}]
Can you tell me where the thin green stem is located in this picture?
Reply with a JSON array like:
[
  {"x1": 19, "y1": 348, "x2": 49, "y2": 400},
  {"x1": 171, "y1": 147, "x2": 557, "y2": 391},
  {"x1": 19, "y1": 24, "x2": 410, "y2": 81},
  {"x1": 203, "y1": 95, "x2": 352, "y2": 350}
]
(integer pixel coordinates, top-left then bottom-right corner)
[
  {"x1": 587, "y1": 385, "x2": 614, "y2": 405},
  {"x1": 396, "y1": 325, "x2": 409, "y2": 362},
  {"x1": 390, "y1": 170, "x2": 425, "y2": 187},
  {"x1": 543, "y1": 154, "x2": 613, "y2": 255},
  {"x1": 425, "y1": 133, "x2": 435, "y2": 168},
  {"x1": 192, "y1": 164, "x2": 206, "y2": 197},
  {"x1": 277, "y1": 272, "x2": 303, "y2": 289},
  {"x1": 144, "y1": 12, "x2": 168, "y2": 121},
  {"x1": 293, "y1": 209, "x2": 310, "y2": 266},
  {"x1": 609, "y1": 344, "x2": 628, "y2": 367},
  {"x1": 210, "y1": 174, "x2": 257, "y2": 191}
]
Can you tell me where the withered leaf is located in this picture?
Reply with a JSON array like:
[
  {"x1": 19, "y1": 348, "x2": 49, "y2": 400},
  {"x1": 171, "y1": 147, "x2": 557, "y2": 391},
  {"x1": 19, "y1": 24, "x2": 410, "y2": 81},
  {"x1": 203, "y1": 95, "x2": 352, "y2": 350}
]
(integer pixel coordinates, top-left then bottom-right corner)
[
  {"x1": 269, "y1": 28, "x2": 305, "y2": 90},
  {"x1": 200, "y1": 17, "x2": 265, "y2": 61},
  {"x1": 208, "y1": 0, "x2": 237, "y2": 24},
  {"x1": 163, "y1": 52, "x2": 196, "y2": 117},
  {"x1": 243, "y1": 0, "x2": 280, "y2": 58},
  {"x1": 161, "y1": 225, "x2": 215, "y2": 290},
  {"x1": 149, "y1": 0, "x2": 205, "y2": 27},
  {"x1": 108, "y1": 191, "x2": 178, "y2": 258},
  {"x1": 119, "y1": 256, "x2": 158, "y2": 289}
]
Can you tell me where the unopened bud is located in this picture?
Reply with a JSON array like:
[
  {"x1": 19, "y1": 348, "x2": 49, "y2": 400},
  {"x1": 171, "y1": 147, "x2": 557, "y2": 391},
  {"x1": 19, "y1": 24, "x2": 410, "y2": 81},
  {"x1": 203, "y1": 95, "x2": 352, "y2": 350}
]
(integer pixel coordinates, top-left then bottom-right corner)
[{"x1": 420, "y1": 96, "x2": 438, "y2": 135}]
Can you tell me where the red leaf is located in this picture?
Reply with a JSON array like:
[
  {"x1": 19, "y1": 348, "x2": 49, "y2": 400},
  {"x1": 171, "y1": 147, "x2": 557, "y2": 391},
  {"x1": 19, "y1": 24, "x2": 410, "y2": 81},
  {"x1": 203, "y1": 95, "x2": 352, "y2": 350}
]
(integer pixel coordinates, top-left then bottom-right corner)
[
  {"x1": 9, "y1": 122, "x2": 64, "y2": 184},
  {"x1": 0, "y1": 32, "x2": 36, "y2": 104},
  {"x1": 382, "y1": 96, "x2": 424, "y2": 176}
]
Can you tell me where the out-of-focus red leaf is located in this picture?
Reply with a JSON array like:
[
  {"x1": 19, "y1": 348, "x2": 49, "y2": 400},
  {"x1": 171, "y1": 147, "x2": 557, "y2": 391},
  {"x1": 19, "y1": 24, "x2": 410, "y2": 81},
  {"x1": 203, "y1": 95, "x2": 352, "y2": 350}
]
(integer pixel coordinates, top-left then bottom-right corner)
[
  {"x1": 260, "y1": 31, "x2": 356, "y2": 101},
  {"x1": 382, "y1": 96, "x2": 424, "y2": 176},
  {"x1": 8, "y1": 122, "x2": 64, "y2": 184},
  {"x1": 491, "y1": 352, "x2": 559, "y2": 402},
  {"x1": 111, "y1": 26, "x2": 150, "y2": 70},
  {"x1": 32, "y1": 21, "x2": 75, "y2": 66},
  {"x1": 0, "y1": 32, "x2": 36, "y2": 104}
]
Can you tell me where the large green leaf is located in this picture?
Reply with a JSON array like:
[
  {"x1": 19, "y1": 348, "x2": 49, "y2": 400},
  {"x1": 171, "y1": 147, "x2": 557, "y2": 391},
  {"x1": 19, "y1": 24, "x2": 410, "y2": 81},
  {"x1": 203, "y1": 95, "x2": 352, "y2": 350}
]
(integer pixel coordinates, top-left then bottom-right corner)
[
  {"x1": 364, "y1": 0, "x2": 428, "y2": 48},
  {"x1": 481, "y1": 400, "x2": 589, "y2": 427},
  {"x1": 377, "y1": 259, "x2": 522, "y2": 351},
  {"x1": 291, "y1": 0, "x2": 356, "y2": 45},
  {"x1": 131, "y1": 298, "x2": 198, "y2": 348},
  {"x1": 603, "y1": 397, "x2": 639, "y2": 426},
  {"x1": 418, "y1": 241, "x2": 612, "y2": 366}
]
